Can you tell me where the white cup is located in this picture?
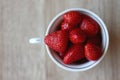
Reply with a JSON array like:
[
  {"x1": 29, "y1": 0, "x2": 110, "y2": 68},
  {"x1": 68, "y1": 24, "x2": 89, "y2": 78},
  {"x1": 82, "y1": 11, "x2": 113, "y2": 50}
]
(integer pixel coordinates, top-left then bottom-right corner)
[{"x1": 29, "y1": 8, "x2": 109, "y2": 72}]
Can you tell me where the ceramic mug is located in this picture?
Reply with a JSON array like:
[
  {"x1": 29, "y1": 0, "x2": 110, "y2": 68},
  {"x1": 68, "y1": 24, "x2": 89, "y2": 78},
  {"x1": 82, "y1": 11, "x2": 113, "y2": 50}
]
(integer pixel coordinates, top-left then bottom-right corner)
[{"x1": 29, "y1": 8, "x2": 109, "y2": 72}]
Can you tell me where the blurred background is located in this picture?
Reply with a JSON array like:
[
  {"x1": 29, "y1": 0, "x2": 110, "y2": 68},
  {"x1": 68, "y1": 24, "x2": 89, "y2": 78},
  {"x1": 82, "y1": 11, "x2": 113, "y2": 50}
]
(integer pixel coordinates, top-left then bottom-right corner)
[{"x1": 0, "y1": 0, "x2": 120, "y2": 80}]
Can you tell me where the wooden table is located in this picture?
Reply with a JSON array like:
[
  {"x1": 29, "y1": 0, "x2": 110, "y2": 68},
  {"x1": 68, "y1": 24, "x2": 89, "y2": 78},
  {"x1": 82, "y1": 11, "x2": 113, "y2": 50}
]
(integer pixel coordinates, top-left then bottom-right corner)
[{"x1": 0, "y1": 0, "x2": 120, "y2": 80}]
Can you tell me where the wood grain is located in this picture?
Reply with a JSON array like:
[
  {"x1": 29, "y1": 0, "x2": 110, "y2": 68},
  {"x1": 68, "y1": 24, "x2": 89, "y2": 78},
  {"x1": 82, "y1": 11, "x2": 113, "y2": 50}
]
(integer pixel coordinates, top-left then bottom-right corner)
[{"x1": 0, "y1": 0, "x2": 120, "y2": 80}]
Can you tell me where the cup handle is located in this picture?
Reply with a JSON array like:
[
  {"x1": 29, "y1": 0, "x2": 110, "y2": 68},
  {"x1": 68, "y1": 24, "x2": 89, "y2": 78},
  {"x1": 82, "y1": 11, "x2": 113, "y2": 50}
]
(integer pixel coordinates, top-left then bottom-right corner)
[{"x1": 29, "y1": 38, "x2": 44, "y2": 44}]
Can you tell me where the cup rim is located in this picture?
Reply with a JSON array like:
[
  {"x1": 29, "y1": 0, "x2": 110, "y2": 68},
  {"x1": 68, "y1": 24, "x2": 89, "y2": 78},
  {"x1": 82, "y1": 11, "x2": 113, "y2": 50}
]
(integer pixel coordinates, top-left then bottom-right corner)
[{"x1": 45, "y1": 8, "x2": 109, "y2": 72}]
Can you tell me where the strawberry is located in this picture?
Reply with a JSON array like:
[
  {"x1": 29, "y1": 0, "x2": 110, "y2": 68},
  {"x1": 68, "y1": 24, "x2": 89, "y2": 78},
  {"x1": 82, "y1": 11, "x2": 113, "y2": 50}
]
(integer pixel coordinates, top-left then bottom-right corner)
[
  {"x1": 80, "y1": 16, "x2": 100, "y2": 37},
  {"x1": 44, "y1": 30, "x2": 69, "y2": 54},
  {"x1": 61, "y1": 21, "x2": 77, "y2": 31},
  {"x1": 63, "y1": 44, "x2": 85, "y2": 64},
  {"x1": 69, "y1": 28, "x2": 87, "y2": 44},
  {"x1": 85, "y1": 43, "x2": 102, "y2": 61},
  {"x1": 63, "y1": 11, "x2": 83, "y2": 25}
]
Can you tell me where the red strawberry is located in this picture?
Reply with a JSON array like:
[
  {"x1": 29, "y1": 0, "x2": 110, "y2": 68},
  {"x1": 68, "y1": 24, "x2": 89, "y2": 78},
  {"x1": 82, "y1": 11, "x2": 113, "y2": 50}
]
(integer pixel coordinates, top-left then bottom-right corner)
[
  {"x1": 44, "y1": 30, "x2": 69, "y2": 54},
  {"x1": 64, "y1": 11, "x2": 83, "y2": 25},
  {"x1": 80, "y1": 16, "x2": 100, "y2": 37},
  {"x1": 85, "y1": 43, "x2": 102, "y2": 61},
  {"x1": 87, "y1": 36, "x2": 101, "y2": 46},
  {"x1": 69, "y1": 28, "x2": 87, "y2": 44},
  {"x1": 63, "y1": 44, "x2": 85, "y2": 64},
  {"x1": 61, "y1": 21, "x2": 77, "y2": 31}
]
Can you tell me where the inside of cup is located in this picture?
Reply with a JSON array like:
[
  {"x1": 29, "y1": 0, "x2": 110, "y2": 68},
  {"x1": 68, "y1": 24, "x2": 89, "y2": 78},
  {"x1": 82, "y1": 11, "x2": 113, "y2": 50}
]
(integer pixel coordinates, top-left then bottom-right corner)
[{"x1": 47, "y1": 9, "x2": 108, "y2": 70}]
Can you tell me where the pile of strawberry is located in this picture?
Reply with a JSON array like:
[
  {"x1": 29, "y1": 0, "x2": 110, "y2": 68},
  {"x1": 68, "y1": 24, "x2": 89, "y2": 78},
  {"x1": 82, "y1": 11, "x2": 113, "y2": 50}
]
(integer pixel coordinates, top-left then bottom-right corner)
[{"x1": 44, "y1": 11, "x2": 102, "y2": 64}]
